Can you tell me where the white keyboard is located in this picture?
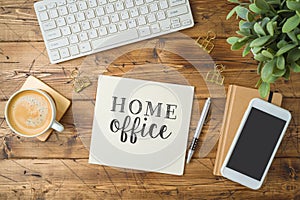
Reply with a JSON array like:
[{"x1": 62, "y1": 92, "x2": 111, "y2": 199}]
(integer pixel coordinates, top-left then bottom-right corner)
[{"x1": 34, "y1": 0, "x2": 194, "y2": 64}]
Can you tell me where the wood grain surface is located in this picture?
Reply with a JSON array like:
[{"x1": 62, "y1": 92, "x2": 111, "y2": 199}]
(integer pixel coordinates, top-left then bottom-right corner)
[{"x1": 0, "y1": 0, "x2": 299, "y2": 199}]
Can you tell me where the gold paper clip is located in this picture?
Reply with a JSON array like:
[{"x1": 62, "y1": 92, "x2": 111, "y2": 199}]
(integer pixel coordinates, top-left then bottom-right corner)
[
  {"x1": 195, "y1": 31, "x2": 216, "y2": 54},
  {"x1": 205, "y1": 64, "x2": 225, "y2": 85},
  {"x1": 70, "y1": 69, "x2": 91, "y2": 93}
]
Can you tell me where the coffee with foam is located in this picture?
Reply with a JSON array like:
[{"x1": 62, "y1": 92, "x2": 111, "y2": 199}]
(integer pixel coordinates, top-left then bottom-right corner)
[{"x1": 6, "y1": 90, "x2": 53, "y2": 136}]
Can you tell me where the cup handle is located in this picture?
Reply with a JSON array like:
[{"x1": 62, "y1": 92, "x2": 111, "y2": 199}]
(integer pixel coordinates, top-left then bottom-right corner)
[{"x1": 51, "y1": 120, "x2": 64, "y2": 132}]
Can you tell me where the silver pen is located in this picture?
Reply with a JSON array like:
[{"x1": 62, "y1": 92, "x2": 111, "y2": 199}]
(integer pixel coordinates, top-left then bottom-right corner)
[{"x1": 186, "y1": 97, "x2": 211, "y2": 164}]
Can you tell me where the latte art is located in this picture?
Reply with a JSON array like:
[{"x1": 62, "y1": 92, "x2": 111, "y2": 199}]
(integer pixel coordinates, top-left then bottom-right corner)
[{"x1": 6, "y1": 90, "x2": 53, "y2": 136}]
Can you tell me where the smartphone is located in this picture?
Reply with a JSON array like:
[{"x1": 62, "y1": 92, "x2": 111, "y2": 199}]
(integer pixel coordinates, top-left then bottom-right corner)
[{"x1": 221, "y1": 98, "x2": 291, "y2": 190}]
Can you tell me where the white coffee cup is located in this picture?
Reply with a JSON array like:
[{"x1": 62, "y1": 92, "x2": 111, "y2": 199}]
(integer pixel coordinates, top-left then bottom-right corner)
[{"x1": 5, "y1": 88, "x2": 64, "y2": 137}]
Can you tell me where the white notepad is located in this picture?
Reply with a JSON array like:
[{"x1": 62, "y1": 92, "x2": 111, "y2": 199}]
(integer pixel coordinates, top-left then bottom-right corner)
[{"x1": 89, "y1": 75, "x2": 194, "y2": 175}]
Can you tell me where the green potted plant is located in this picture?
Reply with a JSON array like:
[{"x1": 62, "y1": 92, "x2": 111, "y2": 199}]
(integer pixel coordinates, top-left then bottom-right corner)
[{"x1": 226, "y1": 0, "x2": 300, "y2": 97}]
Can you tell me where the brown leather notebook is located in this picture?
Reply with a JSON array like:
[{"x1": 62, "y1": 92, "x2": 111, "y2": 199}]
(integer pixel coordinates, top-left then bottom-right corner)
[{"x1": 213, "y1": 85, "x2": 282, "y2": 176}]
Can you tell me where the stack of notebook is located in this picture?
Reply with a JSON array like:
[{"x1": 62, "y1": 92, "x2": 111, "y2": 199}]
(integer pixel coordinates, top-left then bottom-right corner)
[{"x1": 213, "y1": 85, "x2": 282, "y2": 176}]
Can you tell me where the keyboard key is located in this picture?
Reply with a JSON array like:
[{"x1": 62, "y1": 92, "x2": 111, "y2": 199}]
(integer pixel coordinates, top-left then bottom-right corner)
[
  {"x1": 86, "y1": 9, "x2": 95, "y2": 19},
  {"x1": 60, "y1": 47, "x2": 70, "y2": 58},
  {"x1": 149, "y1": 3, "x2": 158, "y2": 12},
  {"x1": 45, "y1": 29, "x2": 62, "y2": 40},
  {"x1": 88, "y1": 0, "x2": 98, "y2": 8},
  {"x1": 127, "y1": 19, "x2": 137, "y2": 28},
  {"x1": 57, "y1": 0, "x2": 67, "y2": 6},
  {"x1": 147, "y1": 13, "x2": 156, "y2": 23},
  {"x1": 138, "y1": 26, "x2": 151, "y2": 37},
  {"x1": 105, "y1": 4, "x2": 115, "y2": 13},
  {"x1": 108, "y1": 24, "x2": 118, "y2": 33},
  {"x1": 95, "y1": 7, "x2": 105, "y2": 16},
  {"x1": 81, "y1": 21, "x2": 91, "y2": 30},
  {"x1": 167, "y1": 6, "x2": 187, "y2": 17},
  {"x1": 70, "y1": 45, "x2": 79, "y2": 55},
  {"x1": 120, "y1": 11, "x2": 129, "y2": 20},
  {"x1": 43, "y1": 20, "x2": 56, "y2": 31},
  {"x1": 140, "y1": 6, "x2": 149, "y2": 15},
  {"x1": 36, "y1": 4, "x2": 46, "y2": 12},
  {"x1": 78, "y1": 1, "x2": 88, "y2": 10},
  {"x1": 182, "y1": 19, "x2": 191, "y2": 26},
  {"x1": 98, "y1": 0, "x2": 107, "y2": 5},
  {"x1": 157, "y1": 11, "x2": 166, "y2": 20},
  {"x1": 151, "y1": 23, "x2": 160, "y2": 33},
  {"x1": 79, "y1": 41, "x2": 92, "y2": 53},
  {"x1": 66, "y1": 15, "x2": 76, "y2": 24},
  {"x1": 49, "y1": 9, "x2": 59, "y2": 18},
  {"x1": 118, "y1": 21, "x2": 127, "y2": 31},
  {"x1": 91, "y1": 18, "x2": 100, "y2": 28},
  {"x1": 49, "y1": 38, "x2": 69, "y2": 50},
  {"x1": 58, "y1": 6, "x2": 68, "y2": 16},
  {"x1": 130, "y1": 8, "x2": 139, "y2": 18},
  {"x1": 92, "y1": 29, "x2": 138, "y2": 49},
  {"x1": 159, "y1": 0, "x2": 169, "y2": 9},
  {"x1": 69, "y1": 34, "x2": 79, "y2": 43},
  {"x1": 169, "y1": 0, "x2": 185, "y2": 7},
  {"x1": 76, "y1": 12, "x2": 85, "y2": 21},
  {"x1": 125, "y1": 0, "x2": 134, "y2": 8},
  {"x1": 79, "y1": 32, "x2": 89, "y2": 41},
  {"x1": 50, "y1": 50, "x2": 60, "y2": 61},
  {"x1": 171, "y1": 23, "x2": 180, "y2": 29},
  {"x1": 47, "y1": 2, "x2": 57, "y2": 9},
  {"x1": 71, "y1": 24, "x2": 81, "y2": 33},
  {"x1": 61, "y1": 26, "x2": 71, "y2": 35},
  {"x1": 135, "y1": 0, "x2": 144, "y2": 6},
  {"x1": 115, "y1": 2, "x2": 124, "y2": 11},
  {"x1": 159, "y1": 19, "x2": 171, "y2": 31},
  {"x1": 88, "y1": 29, "x2": 98, "y2": 38},
  {"x1": 101, "y1": 16, "x2": 110, "y2": 25},
  {"x1": 39, "y1": 11, "x2": 49, "y2": 21},
  {"x1": 137, "y1": 16, "x2": 146, "y2": 26},
  {"x1": 56, "y1": 17, "x2": 66, "y2": 26},
  {"x1": 111, "y1": 13, "x2": 120, "y2": 23},
  {"x1": 98, "y1": 26, "x2": 108, "y2": 35},
  {"x1": 68, "y1": 3, "x2": 78, "y2": 13},
  {"x1": 171, "y1": 18, "x2": 179, "y2": 24}
]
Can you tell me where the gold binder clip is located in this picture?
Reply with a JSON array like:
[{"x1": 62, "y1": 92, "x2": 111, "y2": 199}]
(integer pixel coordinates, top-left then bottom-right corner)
[
  {"x1": 205, "y1": 64, "x2": 225, "y2": 85},
  {"x1": 71, "y1": 69, "x2": 91, "y2": 93},
  {"x1": 195, "y1": 31, "x2": 216, "y2": 54}
]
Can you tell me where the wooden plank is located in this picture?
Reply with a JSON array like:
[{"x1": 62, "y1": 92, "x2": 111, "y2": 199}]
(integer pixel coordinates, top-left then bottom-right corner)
[
  {"x1": 0, "y1": 158, "x2": 298, "y2": 199},
  {"x1": 0, "y1": 98, "x2": 299, "y2": 159},
  {"x1": 0, "y1": 0, "x2": 237, "y2": 42}
]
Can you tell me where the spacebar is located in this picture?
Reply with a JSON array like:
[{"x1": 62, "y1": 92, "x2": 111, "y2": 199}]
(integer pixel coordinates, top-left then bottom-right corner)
[{"x1": 91, "y1": 29, "x2": 139, "y2": 50}]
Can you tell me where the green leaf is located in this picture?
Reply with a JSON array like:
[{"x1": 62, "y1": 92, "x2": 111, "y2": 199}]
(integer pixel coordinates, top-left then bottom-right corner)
[
  {"x1": 252, "y1": 46, "x2": 263, "y2": 54},
  {"x1": 228, "y1": 0, "x2": 240, "y2": 3},
  {"x1": 287, "y1": 48, "x2": 300, "y2": 62},
  {"x1": 277, "y1": 40, "x2": 288, "y2": 49},
  {"x1": 262, "y1": 50, "x2": 274, "y2": 58},
  {"x1": 227, "y1": 37, "x2": 240, "y2": 44},
  {"x1": 266, "y1": 21, "x2": 274, "y2": 36},
  {"x1": 236, "y1": 6, "x2": 249, "y2": 20},
  {"x1": 257, "y1": 62, "x2": 264, "y2": 74},
  {"x1": 254, "y1": 22, "x2": 266, "y2": 35},
  {"x1": 246, "y1": 12, "x2": 255, "y2": 22},
  {"x1": 226, "y1": 6, "x2": 237, "y2": 20},
  {"x1": 249, "y1": 3, "x2": 262, "y2": 13},
  {"x1": 261, "y1": 17, "x2": 271, "y2": 27},
  {"x1": 286, "y1": 1, "x2": 300, "y2": 11},
  {"x1": 243, "y1": 43, "x2": 251, "y2": 57},
  {"x1": 273, "y1": 67, "x2": 286, "y2": 77},
  {"x1": 254, "y1": 53, "x2": 269, "y2": 61},
  {"x1": 261, "y1": 60, "x2": 275, "y2": 82},
  {"x1": 250, "y1": 35, "x2": 272, "y2": 47},
  {"x1": 255, "y1": 0, "x2": 270, "y2": 10},
  {"x1": 291, "y1": 61, "x2": 300, "y2": 72},
  {"x1": 283, "y1": 67, "x2": 291, "y2": 79},
  {"x1": 276, "y1": 55, "x2": 285, "y2": 70},
  {"x1": 287, "y1": 31, "x2": 298, "y2": 43},
  {"x1": 259, "y1": 82, "x2": 270, "y2": 98},
  {"x1": 231, "y1": 40, "x2": 248, "y2": 50},
  {"x1": 276, "y1": 44, "x2": 297, "y2": 56},
  {"x1": 240, "y1": 21, "x2": 252, "y2": 29},
  {"x1": 282, "y1": 15, "x2": 300, "y2": 33}
]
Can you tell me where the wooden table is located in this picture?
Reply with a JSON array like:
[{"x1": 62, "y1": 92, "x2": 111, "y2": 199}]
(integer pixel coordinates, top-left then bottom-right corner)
[{"x1": 0, "y1": 0, "x2": 299, "y2": 199}]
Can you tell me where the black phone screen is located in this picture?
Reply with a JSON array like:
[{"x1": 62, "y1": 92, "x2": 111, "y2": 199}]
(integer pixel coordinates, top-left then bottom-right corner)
[{"x1": 226, "y1": 107, "x2": 286, "y2": 181}]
